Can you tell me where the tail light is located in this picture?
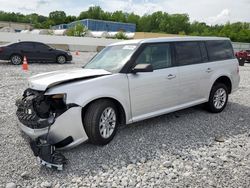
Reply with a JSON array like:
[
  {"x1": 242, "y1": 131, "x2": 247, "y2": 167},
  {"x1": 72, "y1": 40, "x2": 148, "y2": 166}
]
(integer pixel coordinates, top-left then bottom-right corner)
[{"x1": 0, "y1": 47, "x2": 3, "y2": 52}]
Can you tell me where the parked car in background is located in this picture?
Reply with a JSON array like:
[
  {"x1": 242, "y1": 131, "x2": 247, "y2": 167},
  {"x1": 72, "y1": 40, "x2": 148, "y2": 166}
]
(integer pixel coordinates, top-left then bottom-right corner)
[
  {"x1": 0, "y1": 41, "x2": 72, "y2": 65},
  {"x1": 235, "y1": 50, "x2": 250, "y2": 66}
]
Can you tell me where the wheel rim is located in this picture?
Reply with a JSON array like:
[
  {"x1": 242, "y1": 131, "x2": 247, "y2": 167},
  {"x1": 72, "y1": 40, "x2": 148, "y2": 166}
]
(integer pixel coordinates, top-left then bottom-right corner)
[
  {"x1": 213, "y1": 88, "x2": 227, "y2": 109},
  {"x1": 12, "y1": 56, "x2": 21, "y2": 65},
  {"x1": 58, "y1": 56, "x2": 66, "y2": 64},
  {"x1": 99, "y1": 107, "x2": 116, "y2": 139}
]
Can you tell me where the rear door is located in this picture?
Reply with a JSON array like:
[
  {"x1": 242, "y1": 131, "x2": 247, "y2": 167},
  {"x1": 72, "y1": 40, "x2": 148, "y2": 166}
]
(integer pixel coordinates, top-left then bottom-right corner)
[
  {"x1": 19, "y1": 42, "x2": 37, "y2": 61},
  {"x1": 128, "y1": 43, "x2": 180, "y2": 122},
  {"x1": 174, "y1": 41, "x2": 210, "y2": 104}
]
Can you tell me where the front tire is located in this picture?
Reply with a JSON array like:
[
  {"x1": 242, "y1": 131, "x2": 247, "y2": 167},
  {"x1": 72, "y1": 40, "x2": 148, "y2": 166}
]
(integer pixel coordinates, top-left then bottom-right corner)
[
  {"x1": 206, "y1": 83, "x2": 228, "y2": 113},
  {"x1": 56, "y1": 55, "x2": 66, "y2": 64},
  {"x1": 10, "y1": 54, "x2": 22, "y2": 65},
  {"x1": 84, "y1": 100, "x2": 118, "y2": 145}
]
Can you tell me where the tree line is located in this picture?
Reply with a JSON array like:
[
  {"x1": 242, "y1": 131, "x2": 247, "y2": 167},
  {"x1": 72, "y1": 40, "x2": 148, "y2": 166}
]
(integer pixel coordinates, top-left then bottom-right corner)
[{"x1": 0, "y1": 6, "x2": 249, "y2": 42}]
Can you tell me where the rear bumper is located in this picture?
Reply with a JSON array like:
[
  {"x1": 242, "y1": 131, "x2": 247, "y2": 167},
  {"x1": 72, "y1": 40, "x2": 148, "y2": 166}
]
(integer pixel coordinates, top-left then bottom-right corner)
[
  {"x1": 18, "y1": 107, "x2": 88, "y2": 149},
  {"x1": 0, "y1": 54, "x2": 9, "y2": 60}
]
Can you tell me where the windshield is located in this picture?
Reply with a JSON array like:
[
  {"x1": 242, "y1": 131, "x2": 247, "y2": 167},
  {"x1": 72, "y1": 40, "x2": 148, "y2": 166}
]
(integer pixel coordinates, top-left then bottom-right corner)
[{"x1": 84, "y1": 44, "x2": 138, "y2": 73}]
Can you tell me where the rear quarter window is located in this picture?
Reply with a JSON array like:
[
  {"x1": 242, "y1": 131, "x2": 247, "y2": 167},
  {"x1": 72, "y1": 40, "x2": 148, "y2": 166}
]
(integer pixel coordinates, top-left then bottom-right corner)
[
  {"x1": 206, "y1": 40, "x2": 234, "y2": 61},
  {"x1": 19, "y1": 42, "x2": 35, "y2": 49}
]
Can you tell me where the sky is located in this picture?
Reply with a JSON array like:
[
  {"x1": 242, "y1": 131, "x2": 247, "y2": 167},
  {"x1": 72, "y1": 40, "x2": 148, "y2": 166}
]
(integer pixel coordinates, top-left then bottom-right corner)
[{"x1": 0, "y1": 0, "x2": 250, "y2": 25}]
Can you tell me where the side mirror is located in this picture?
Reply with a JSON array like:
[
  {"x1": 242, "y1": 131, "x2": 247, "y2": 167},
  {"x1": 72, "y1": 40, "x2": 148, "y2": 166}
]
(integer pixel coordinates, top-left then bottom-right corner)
[
  {"x1": 132, "y1": 64, "x2": 153, "y2": 73},
  {"x1": 49, "y1": 48, "x2": 53, "y2": 51}
]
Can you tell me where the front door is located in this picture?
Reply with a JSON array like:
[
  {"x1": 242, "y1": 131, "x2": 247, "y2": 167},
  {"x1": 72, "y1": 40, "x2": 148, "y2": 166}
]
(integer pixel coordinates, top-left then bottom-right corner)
[
  {"x1": 34, "y1": 43, "x2": 55, "y2": 62},
  {"x1": 128, "y1": 43, "x2": 180, "y2": 122}
]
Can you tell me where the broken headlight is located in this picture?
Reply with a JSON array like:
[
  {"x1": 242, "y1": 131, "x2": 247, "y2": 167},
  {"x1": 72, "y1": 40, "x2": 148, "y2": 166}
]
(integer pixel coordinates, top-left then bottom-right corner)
[
  {"x1": 34, "y1": 93, "x2": 67, "y2": 119},
  {"x1": 51, "y1": 93, "x2": 67, "y2": 103}
]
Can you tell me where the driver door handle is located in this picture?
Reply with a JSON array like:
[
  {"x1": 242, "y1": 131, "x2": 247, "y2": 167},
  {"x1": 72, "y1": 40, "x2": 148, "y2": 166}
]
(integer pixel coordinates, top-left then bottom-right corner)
[{"x1": 167, "y1": 74, "x2": 176, "y2": 80}]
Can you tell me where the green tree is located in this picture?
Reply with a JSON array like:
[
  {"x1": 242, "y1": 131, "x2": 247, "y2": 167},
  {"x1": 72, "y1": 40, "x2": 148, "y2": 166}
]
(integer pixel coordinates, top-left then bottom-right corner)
[
  {"x1": 65, "y1": 15, "x2": 77, "y2": 23},
  {"x1": 66, "y1": 22, "x2": 88, "y2": 37},
  {"x1": 49, "y1": 11, "x2": 66, "y2": 25},
  {"x1": 150, "y1": 11, "x2": 166, "y2": 32},
  {"x1": 86, "y1": 6, "x2": 105, "y2": 20},
  {"x1": 137, "y1": 15, "x2": 152, "y2": 32},
  {"x1": 111, "y1": 11, "x2": 126, "y2": 22},
  {"x1": 42, "y1": 19, "x2": 55, "y2": 29},
  {"x1": 127, "y1": 13, "x2": 140, "y2": 25},
  {"x1": 114, "y1": 31, "x2": 128, "y2": 39},
  {"x1": 167, "y1": 14, "x2": 190, "y2": 34}
]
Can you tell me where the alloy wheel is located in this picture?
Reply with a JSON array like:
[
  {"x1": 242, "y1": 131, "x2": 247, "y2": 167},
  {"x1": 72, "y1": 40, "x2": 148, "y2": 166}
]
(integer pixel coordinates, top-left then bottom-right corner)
[
  {"x1": 57, "y1": 56, "x2": 66, "y2": 64},
  {"x1": 213, "y1": 88, "x2": 227, "y2": 109},
  {"x1": 11, "y1": 55, "x2": 22, "y2": 65},
  {"x1": 99, "y1": 107, "x2": 116, "y2": 139}
]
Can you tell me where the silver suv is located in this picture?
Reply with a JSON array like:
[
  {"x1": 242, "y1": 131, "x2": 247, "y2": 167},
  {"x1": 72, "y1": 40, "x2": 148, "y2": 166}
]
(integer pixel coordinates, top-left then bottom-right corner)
[{"x1": 16, "y1": 37, "x2": 240, "y2": 149}]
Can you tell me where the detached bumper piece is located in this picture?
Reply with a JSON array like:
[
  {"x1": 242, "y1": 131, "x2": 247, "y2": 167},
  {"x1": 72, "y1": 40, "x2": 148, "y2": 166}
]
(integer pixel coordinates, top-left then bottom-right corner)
[{"x1": 30, "y1": 138, "x2": 67, "y2": 170}]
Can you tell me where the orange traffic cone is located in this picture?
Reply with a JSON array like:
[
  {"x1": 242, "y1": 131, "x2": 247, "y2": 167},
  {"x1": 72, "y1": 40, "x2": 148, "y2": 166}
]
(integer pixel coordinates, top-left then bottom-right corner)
[
  {"x1": 22, "y1": 56, "x2": 28, "y2": 71},
  {"x1": 75, "y1": 51, "x2": 79, "y2": 55}
]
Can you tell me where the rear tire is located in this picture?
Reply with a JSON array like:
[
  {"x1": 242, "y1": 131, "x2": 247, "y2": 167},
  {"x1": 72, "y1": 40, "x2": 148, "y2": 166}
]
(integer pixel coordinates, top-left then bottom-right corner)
[
  {"x1": 238, "y1": 58, "x2": 245, "y2": 66},
  {"x1": 84, "y1": 100, "x2": 118, "y2": 145},
  {"x1": 10, "y1": 54, "x2": 22, "y2": 65},
  {"x1": 206, "y1": 83, "x2": 228, "y2": 113},
  {"x1": 57, "y1": 55, "x2": 66, "y2": 64}
]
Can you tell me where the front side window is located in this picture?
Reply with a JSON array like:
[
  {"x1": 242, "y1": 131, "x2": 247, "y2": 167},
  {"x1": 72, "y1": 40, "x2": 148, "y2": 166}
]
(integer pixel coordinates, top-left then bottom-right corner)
[
  {"x1": 206, "y1": 40, "x2": 234, "y2": 61},
  {"x1": 135, "y1": 43, "x2": 172, "y2": 70},
  {"x1": 175, "y1": 42, "x2": 202, "y2": 66},
  {"x1": 84, "y1": 44, "x2": 137, "y2": 73}
]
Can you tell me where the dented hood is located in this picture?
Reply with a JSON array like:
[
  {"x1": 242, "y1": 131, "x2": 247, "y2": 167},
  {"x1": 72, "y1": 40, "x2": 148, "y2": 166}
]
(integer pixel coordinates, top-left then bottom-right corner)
[{"x1": 29, "y1": 68, "x2": 111, "y2": 91}]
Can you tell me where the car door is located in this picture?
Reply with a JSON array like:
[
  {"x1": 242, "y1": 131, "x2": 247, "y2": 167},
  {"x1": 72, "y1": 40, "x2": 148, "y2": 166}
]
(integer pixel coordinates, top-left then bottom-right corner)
[
  {"x1": 34, "y1": 43, "x2": 55, "y2": 62},
  {"x1": 127, "y1": 43, "x2": 180, "y2": 122},
  {"x1": 19, "y1": 42, "x2": 36, "y2": 61},
  {"x1": 174, "y1": 41, "x2": 210, "y2": 104}
]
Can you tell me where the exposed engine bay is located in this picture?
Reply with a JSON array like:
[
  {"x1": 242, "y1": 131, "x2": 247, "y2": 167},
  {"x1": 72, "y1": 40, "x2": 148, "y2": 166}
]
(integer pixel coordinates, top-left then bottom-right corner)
[
  {"x1": 16, "y1": 88, "x2": 68, "y2": 129},
  {"x1": 16, "y1": 88, "x2": 72, "y2": 170}
]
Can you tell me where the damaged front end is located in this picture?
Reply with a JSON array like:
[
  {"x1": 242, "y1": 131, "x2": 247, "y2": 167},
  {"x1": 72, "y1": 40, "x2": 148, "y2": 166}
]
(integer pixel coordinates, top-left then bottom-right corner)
[
  {"x1": 16, "y1": 88, "x2": 74, "y2": 170},
  {"x1": 16, "y1": 88, "x2": 68, "y2": 129}
]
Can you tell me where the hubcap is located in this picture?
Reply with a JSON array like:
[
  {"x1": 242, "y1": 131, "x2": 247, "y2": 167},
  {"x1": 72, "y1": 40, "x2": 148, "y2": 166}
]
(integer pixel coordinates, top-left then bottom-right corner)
[
  {"x1": 99, "y1": 107, "x2": 116, "y2": 139},
  {"x1": 58, "y1": 56, "x2": 66, "y2": 64},
  {"x1": 213, "y1": 88, "x2": 227, "y2": 109},
  {"x1": 12, "y1": 56, "x2": 21, "y2": 64}
]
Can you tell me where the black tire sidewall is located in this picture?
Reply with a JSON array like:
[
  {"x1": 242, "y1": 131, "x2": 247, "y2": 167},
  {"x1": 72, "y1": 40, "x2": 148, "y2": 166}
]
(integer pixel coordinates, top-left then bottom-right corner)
[
  {"x1": 84, "y1": 100, "x2": 118, "y2": 145},
  {"x1": 208, "y1": 83, "x2": 228, "y2": 113},
  {"x1": 239, "y1": 60, "x2": 245, "y2": 66}
]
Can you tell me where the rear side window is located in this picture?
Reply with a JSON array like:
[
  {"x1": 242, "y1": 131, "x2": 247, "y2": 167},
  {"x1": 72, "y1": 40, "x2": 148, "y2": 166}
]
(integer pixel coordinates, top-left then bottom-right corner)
[
  {"x1": 206, "y1": 40, "x2": 234, "y2": 61},
  {"x1": 136, "y1": 43, "x2": 172, "y2": 70},
  {"x1": 19, "y1": 42, "x2": 35, "y2": 49},
  {"x1": 175, "y1": 42, "x2": 202, "y2": 66}
]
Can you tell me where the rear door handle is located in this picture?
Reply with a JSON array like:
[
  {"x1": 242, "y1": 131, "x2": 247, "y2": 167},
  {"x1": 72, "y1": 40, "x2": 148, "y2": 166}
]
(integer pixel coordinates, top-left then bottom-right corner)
[
  {"x1": 167, "y1": 74, "x2": 176, "y2": 80},
  {"x1": 206, "y1": 68, "x2": 213, "y2": 73}
]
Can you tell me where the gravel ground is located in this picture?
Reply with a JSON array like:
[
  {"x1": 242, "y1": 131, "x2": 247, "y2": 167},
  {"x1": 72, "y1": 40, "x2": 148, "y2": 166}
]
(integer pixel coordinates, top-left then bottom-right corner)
[{"x1": 0, "y1": 54, "x2": 250, "y2": 188}]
